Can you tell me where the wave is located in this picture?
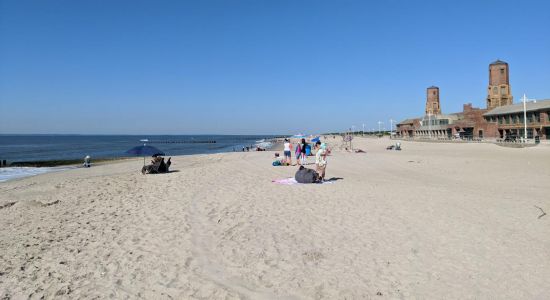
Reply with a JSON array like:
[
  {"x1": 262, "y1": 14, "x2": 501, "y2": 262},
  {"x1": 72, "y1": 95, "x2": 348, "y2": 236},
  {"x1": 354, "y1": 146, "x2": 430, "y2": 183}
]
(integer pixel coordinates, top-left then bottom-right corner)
[
  {"x1": 254, "y1": 140, "x2": 273, "y2": 149},
  {"x1": 0, "y1": 167, "x2": 74, "y2": 183}
]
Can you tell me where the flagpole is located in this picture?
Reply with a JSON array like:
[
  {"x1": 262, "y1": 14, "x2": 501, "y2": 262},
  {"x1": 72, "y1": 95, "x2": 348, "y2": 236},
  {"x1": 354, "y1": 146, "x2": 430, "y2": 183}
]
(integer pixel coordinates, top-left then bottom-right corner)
[{"x1": 522, "y1": 94, "x2": 537, "y2": 140}]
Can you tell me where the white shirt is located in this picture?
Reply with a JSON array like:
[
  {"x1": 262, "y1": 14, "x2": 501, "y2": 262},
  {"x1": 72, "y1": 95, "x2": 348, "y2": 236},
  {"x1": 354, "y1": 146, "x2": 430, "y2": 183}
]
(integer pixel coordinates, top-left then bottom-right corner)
[
  {"x1": 284, "y1": 142, "x2": 291, "y2": 151},
  {"x1": 315, "y1": 149, "x2": 326, "y2": 166}
]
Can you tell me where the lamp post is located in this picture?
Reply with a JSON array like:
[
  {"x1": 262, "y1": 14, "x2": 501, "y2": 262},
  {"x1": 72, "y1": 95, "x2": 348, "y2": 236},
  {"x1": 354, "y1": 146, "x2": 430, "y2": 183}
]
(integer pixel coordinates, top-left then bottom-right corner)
[
  {"x1": 522, "y1": 94, "x2": 536, "y2": 140},
  {"x1": 378, "y1": 121, "x2": 383, "y2": 135},
  {"x1": 427, "y1": 112, "x2": 432, "y2": 139},
  {"x1": 389, "y1": 118, "x2": 395, "y2": 137},
  {"x1": 362, "y1": 123, "x2": 365, "y2": 137}
]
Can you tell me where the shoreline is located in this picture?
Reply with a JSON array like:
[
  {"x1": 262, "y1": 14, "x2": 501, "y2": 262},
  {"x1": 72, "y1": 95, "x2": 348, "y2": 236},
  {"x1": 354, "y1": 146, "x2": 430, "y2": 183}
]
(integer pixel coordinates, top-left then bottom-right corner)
[
  {"x1": 1, "y1": 137, "x2": 283, "y2": 168},
  {"x1": 6, "y1": 157, "x2": 130, "y2": 168}
]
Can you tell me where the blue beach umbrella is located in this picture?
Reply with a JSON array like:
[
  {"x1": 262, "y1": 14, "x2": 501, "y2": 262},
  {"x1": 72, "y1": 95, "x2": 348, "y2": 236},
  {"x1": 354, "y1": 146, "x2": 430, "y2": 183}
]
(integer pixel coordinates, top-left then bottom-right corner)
[
  {"x1": 311, "y1": 136, "x2": 321, "y2": 143},
  {"x1": 126, "y1": 145, "x2": 165, "y2": 165}
]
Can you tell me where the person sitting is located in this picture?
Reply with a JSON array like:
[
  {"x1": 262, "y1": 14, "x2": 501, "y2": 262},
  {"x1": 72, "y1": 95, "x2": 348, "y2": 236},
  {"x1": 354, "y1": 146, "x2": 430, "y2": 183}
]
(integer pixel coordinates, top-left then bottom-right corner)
[
  {"x1": 272, "y1": 153, "x2": 282, "y2": 166},
  {"x1": 151, "y1": 155, "x2": 163, "y2": 164},
  {"x1": 295, "y1": 165, "x2": 320, "y2": 183},
  {"x1": 142, "y1": 156, "x2": 170, "y2": 174}
]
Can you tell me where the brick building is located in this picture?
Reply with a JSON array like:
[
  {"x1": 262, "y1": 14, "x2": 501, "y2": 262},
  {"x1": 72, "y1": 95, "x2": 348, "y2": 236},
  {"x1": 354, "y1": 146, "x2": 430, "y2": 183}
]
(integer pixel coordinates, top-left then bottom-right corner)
[
  {"x1": 399, "y1": 103, "x2": 496, "y2": 140},
  {"x1": 396, "y1": 60, "x2": 548, "y2": 140},
  {"x1": 483, "y1": 99, "x2": 550, "y2": 139},
  {"x1": 395, "y1": 118, "x2": 421, "y2": 138},
  {"x1": 487, "y1": 60, "x2": 513, "y2": 109},
  {"x1": 425, "y1": 86, "x2": 441, "y2": 115}
]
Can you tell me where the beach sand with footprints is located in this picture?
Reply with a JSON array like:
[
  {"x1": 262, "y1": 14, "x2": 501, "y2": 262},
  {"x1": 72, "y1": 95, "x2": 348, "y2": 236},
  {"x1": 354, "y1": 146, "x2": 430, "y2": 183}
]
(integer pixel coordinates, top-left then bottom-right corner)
[{"x1": 1, "y1": 137, "x2": 549, "y2": 299}]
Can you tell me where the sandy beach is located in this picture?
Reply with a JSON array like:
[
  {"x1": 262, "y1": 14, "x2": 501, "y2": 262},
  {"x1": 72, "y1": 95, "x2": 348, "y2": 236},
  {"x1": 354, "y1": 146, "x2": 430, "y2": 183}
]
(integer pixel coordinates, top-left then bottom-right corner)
[{"x1": 1, "y1": 137, "x2": 549, "y2": 299}]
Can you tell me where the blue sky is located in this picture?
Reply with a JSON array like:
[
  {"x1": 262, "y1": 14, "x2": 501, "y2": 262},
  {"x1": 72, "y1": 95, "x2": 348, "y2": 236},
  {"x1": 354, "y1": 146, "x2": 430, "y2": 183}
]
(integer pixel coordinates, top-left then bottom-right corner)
[{"x1": 1, "y1": 0, "x2": 549, "y2": 134}]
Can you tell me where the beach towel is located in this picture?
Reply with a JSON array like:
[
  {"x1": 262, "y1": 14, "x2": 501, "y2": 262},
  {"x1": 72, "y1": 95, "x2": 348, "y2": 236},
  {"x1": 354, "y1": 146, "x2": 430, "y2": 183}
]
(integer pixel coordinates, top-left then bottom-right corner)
[{"x1": 272, "y1": 177, "x2": 333, "y2": 185}]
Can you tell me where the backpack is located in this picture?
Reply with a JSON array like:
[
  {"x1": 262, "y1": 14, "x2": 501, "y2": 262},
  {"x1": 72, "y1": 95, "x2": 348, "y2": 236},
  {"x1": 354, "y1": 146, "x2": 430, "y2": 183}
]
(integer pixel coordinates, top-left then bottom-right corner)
[
  {"x1": 295, "y1": 166, "x2": 319, "y2": 183},
  {"x1": 272, "y1": 160, "x2": 281, "y2": 166}
]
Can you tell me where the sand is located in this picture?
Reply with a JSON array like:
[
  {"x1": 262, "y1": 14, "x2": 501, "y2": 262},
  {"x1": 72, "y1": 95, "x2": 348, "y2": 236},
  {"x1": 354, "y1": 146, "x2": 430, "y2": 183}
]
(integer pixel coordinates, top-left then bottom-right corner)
[{"x1": 1, "y1": 137, "x2": 549, "y2": 299}]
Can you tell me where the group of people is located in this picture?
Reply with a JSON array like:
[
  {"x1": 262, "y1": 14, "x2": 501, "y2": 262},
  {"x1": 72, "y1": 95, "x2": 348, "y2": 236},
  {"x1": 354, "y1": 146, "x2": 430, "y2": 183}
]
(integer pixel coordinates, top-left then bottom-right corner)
[
  {"x1": 283, "y1": 138, "x2": 310, "y2": 165},
  {"x1": 275, "y1": 138, "x2": 329, "y2": 181},
  {"x1": 238, "y1": 146, "x2": 266, "y2": 152},
  {"x1": 142, "y1": 155, "x2": 171, "y2": 174}
]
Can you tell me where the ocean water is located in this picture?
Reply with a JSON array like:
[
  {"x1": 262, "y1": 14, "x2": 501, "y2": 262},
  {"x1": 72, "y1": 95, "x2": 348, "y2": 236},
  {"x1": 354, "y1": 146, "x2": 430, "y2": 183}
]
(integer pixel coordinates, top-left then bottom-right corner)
[
  {"x1": 0, "y1": 135, "x2": 275, "y2": 182},
  {"x1": 0, "y1": 167, "x2": 75, "y2": 182}
]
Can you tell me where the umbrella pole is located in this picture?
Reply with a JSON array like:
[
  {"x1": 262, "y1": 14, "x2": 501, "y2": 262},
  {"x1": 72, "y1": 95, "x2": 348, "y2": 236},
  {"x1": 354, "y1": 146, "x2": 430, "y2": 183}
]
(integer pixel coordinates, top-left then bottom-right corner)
[{"x1": 143, "y1": 156, "x2": 146, "y2": 166}]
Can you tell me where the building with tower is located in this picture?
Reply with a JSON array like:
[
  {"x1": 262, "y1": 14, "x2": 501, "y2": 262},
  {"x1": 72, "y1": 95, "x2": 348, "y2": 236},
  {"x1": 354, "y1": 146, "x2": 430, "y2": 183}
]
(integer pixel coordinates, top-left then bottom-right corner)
[
  {"x1": 425, "y1": 86, "x2": 441, "y2": 115},
  {"x1": 486, "y1": 60, "x2": 513, "y2": 109},
  {"x1": 395, "y1": 59, "x2": 550, "y2": 141},
  {"x1": 397, "y1": 83, "x2": 496, "y2": 139},
  {"x1": 396, "y1": 60, "x2": 550, "y2": 140}
]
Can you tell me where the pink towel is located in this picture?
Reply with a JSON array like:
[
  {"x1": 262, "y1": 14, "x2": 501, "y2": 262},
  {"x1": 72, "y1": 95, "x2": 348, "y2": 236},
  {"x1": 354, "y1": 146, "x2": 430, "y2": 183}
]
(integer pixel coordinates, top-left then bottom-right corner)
[
  {"x1": 272, "y1": 178, "x2": 299, "y2": 185},
  {"x1": 272, "y1": 178, "x2": 333, "y2": 185}
]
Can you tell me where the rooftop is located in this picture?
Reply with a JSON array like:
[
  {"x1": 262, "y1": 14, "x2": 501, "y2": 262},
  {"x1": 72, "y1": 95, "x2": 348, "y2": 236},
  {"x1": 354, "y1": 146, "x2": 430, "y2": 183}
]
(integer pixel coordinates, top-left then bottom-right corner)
[
  {"x1": 490, "y1": 59, "x2": 508, "y2": 65},
  {"x1": 397, "y1": 118, "x2": 419, "y2": 125},
  {"x1": 484, "y1": 99, "x2": 550, "y2": 116}
]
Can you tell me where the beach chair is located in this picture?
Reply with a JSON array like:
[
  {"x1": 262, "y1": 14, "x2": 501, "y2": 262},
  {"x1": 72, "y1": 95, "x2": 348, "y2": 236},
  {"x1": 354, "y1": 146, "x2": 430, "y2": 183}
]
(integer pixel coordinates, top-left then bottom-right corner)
[
  {"x1": 158, "y1": 157, "x2": 172, "y2": 173},
  {"x1": 142, "y1": 157, "x2": 171, "y2": 174},
  {"x1": 142, "y1": 160, "x2": 163, "y2": 174},
  {"x1": 165, "y1": 157, "x2": 171, "y2": 172}
]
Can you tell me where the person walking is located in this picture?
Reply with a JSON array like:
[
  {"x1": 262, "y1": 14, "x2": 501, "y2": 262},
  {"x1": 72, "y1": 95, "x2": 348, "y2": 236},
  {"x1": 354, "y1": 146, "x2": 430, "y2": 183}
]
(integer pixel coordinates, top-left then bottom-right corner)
[
  {"x1": 283, "y1": 139, "x2": 292, "y2": 165},
  {"x1": 295, "y1": 142, "x2": 302, "y2": 165},
  {"x1": 300, "y1": 138, "x2": 308, "y2": 165}
]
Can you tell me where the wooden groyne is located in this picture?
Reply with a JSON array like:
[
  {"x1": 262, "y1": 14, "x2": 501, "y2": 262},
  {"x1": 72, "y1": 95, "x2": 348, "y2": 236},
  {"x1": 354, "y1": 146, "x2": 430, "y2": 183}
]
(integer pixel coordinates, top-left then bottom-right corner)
[{"x1": 148, "y1": 140, "x2": 216, "y2": 144}]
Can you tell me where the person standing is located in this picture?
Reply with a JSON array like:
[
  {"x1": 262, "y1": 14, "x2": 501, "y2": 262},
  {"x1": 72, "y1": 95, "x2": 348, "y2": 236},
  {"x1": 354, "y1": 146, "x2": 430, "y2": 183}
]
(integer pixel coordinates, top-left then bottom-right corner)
[
  {"x1": 283, "y1": 139, "x2": 292, "y2": 165},
  {"x1": 315, "y1": 141, "x2": 327, "y2": 181},
  {"x1": 300, "y1": 138, "x2": 308, "y2": 165},
  {"x1": 295, "y1": 142, "x2": 302, "y2": 165}
]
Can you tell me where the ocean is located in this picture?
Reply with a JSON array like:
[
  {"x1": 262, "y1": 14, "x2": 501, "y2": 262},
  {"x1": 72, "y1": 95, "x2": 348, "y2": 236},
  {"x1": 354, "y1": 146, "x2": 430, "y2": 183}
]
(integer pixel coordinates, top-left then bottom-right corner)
[{"x1": 0, "y1": 135, "x2": 276, "y2": 182}]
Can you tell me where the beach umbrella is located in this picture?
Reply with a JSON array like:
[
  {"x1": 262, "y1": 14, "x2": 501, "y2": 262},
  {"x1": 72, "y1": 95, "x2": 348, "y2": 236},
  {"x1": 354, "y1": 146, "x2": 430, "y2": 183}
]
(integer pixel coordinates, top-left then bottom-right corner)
[
  {"x1": 126, "y1": 145, "x2": 165, "y2": 165},
  {"x1": 311, "y1": 136, "x2": 321, "y2": 143}
]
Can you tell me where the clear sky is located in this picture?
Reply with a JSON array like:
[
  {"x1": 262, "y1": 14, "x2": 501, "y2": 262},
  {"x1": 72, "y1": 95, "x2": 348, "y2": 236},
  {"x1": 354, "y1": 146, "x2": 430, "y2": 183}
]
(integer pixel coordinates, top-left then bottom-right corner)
[{"x1": 1, "y1": 0, "x2": 549, "y2": 135}]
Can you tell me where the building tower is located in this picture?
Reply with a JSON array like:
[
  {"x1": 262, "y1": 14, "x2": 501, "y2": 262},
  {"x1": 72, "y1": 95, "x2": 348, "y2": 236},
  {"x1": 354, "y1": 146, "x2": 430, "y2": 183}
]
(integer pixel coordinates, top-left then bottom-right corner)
[
  {"x1": 486, "y1": 60, "x2": 513, "y2": 109},
  {"x1": 425, "y1": 86, "x2": 441, "y2": 115}
]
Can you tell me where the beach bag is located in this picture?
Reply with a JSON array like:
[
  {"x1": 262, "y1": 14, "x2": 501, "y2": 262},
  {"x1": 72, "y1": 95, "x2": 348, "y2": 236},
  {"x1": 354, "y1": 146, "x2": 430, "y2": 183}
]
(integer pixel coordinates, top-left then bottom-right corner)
[
  {"x1": 272, "y1": 160, "x2": 281, "y2": 166},
  {"x1": 295, "y1": 166, "x2": 319, "y2": 183}
]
